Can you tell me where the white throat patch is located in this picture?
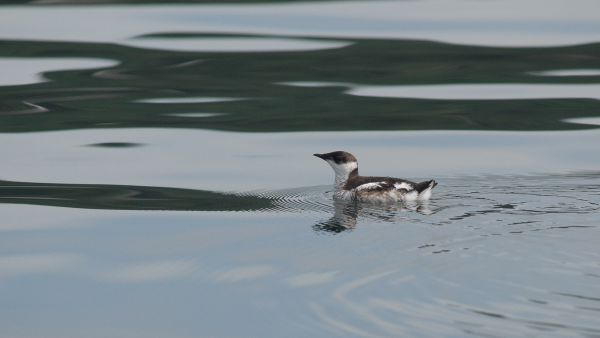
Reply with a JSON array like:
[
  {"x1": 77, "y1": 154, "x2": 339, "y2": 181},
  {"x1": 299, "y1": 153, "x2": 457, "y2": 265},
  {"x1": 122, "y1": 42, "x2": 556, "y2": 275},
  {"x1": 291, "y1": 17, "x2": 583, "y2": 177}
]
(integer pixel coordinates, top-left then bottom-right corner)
[
  {"x1": 327, "y1": 160, "x2": 357, "y2": 177},
  {"x1": 326, "y1": 160, "x2": 358, "y2": 189}
]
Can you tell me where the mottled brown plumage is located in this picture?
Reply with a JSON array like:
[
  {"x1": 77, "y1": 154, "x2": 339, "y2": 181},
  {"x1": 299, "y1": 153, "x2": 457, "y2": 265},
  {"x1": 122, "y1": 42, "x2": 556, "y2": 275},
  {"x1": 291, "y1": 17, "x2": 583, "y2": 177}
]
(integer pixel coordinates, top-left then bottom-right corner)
[{"x1": 314, "y1": 151, "x2": 437, "y2": 202}]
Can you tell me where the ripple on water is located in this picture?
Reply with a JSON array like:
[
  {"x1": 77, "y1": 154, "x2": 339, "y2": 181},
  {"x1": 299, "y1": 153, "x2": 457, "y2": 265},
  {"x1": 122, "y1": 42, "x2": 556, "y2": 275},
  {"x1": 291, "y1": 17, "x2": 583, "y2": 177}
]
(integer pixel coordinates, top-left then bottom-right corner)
[
  {"x1": 1, "y1": 172, "x2": 598, "y2": 337},
  {"x1": 250, "y1": 172, "x2": 600, "y2": 235},
  {"x1": 251, "y1": 173, "x2": 600, "y2": 337}
]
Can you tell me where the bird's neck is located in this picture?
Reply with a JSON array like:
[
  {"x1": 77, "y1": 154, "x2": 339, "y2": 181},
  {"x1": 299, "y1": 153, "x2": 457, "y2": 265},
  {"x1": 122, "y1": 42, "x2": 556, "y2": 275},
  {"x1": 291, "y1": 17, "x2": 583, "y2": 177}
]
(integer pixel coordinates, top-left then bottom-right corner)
[{"x1": 334, "y1": 168, "x2": 359, "y2": 190}]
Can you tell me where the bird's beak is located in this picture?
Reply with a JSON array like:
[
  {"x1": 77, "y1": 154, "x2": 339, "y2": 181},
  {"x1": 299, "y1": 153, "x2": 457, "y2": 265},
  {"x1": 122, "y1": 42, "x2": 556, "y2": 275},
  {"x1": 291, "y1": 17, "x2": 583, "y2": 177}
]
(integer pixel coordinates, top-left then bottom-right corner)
[{"x1": 314, "y1": 153, "x2": 327, "y2": 160}]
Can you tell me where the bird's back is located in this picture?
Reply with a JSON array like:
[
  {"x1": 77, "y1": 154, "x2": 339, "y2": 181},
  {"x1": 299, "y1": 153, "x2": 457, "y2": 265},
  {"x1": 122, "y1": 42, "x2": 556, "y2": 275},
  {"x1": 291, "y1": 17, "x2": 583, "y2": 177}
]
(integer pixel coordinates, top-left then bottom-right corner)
[{"x1": 343, "y1": 175, "x2": 416, "y2": 191}]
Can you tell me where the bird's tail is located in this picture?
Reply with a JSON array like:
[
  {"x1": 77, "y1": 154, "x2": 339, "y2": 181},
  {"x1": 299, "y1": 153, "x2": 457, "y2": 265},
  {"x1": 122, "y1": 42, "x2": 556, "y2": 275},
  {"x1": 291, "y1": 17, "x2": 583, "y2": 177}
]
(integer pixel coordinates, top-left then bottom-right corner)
[{"x1": 415, "y1": 180, "x2": 437, "y2": 200}]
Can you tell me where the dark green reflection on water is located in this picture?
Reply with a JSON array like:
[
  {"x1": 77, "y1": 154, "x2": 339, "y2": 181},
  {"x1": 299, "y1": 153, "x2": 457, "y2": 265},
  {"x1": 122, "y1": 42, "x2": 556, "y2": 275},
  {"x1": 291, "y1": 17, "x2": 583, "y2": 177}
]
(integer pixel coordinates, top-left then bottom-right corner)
[
  {"x1": 1, "y1": 35, "x2": 600, "y2": 133},
  {"x1": 0, "y1": 180, "x2": 272, "y2": 211},
  {"x1": 2, "y1": 0, "x2": 316, "y2": 4}
]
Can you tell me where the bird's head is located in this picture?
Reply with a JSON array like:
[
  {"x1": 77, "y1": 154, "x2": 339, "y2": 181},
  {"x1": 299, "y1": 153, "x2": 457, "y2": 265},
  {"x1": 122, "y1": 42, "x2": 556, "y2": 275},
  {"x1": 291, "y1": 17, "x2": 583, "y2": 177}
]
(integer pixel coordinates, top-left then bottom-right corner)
[{"x1": 314, "y1": 151, "x2": 358, "y2": 177}]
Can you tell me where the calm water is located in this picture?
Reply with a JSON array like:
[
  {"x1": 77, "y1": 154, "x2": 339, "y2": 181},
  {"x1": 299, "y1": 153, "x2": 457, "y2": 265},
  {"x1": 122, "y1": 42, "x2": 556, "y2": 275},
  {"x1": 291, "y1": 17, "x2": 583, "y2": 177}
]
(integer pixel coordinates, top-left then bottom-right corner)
[{"x1": 1, "y1": 1, "x2": 600, "y2": 337}]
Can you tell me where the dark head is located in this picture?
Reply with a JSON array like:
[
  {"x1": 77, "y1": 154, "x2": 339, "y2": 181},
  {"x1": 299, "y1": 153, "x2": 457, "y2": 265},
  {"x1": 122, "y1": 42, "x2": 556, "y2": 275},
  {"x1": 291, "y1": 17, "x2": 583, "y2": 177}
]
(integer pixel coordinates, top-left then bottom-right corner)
[{"x1": 314, "y1": 151, "x2": 358, "y2": 177}]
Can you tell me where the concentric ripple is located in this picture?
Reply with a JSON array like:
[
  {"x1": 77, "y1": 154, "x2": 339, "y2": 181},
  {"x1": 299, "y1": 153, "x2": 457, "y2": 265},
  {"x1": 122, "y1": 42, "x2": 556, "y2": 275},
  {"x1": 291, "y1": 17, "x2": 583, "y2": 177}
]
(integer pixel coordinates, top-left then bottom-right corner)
[
  {"x1": 241, "y1": 172, "x2": 600, "y2": 234},
  {"x1": 250, "y1": 172, "x2": 600, "y2": 337},
  {"x1": 1, "y1": 172, "x2": 598, "y2": 234}
]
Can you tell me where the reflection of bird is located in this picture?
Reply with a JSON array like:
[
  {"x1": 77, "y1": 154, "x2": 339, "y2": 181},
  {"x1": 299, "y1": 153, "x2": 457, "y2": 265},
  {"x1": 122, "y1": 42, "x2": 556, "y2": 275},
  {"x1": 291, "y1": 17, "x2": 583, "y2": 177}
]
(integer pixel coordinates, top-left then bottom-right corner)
[
  {"x1": 314, "y1": 151, "x2": 437, "y2": 202},
  {"x1": 313, "y1": 200, "x2": 360, "y2": 233},
  {"x1": 313, "y1": 199, "x2": 433, "y2": 233}
]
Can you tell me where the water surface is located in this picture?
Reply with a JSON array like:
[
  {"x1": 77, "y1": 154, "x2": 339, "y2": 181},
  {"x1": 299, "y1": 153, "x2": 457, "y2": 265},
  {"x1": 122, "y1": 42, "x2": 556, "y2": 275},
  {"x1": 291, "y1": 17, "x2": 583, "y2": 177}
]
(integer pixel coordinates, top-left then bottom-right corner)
[{"x1": 1, "y1": 0, "x2": 600, "y2": 337}]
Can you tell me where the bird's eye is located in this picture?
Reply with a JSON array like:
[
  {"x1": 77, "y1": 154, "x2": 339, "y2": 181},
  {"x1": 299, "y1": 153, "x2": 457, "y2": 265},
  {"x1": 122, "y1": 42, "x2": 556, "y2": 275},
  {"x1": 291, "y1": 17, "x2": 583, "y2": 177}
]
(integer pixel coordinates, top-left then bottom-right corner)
[{"x1": 335, "y1": 155, "x2": 343, "y2": 161}]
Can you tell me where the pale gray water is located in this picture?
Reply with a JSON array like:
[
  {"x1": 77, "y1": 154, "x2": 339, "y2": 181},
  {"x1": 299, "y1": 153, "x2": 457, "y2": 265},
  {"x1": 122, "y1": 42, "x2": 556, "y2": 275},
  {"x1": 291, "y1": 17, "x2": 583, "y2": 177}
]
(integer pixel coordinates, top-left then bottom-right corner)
[
  {"x1": 1, "y1": 172, "x2": 599, "y2": 337},
  {"x1": 2, "y1": 0, "x2": 600, "y2": 337}
]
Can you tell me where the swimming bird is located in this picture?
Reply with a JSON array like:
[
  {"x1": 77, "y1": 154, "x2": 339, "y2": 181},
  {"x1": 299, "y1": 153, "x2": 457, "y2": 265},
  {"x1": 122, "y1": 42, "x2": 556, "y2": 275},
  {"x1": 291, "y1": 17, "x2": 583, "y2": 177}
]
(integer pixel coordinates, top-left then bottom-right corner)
[{"x1": 314, "y1": 151, "x2": 437, "y2": 202}]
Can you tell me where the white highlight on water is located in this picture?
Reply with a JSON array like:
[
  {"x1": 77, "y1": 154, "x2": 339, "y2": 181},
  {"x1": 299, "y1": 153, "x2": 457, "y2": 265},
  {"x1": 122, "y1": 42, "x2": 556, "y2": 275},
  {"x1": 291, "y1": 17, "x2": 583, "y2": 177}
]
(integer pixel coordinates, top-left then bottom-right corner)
[
  {"x1": 280, "y1": 82, "x2": 600, "y2": 101},
  {"x1": 135, "y1": 97, "x2": 245, "y2": 104},
  {"x1": 124, "y1": 37, "x2": 353, "y2": 53},
  {"x1": 0, "y1": 57, "x2": 119, "y2": 87},
  {"x1": 529, "y1": 69, "x2": 600, "y2": 77},
  {"x1": 165, "y1": 113, "x2": 227, "y2": 118}
]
